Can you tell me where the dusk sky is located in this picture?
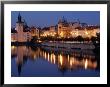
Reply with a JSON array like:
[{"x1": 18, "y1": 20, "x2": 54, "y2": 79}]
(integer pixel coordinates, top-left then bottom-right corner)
[{"x1": 11, "y1": 11, "x2": 100, "y2": 28}]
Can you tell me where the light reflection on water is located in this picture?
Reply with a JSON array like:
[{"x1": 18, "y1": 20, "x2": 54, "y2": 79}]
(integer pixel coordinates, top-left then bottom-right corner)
[{"x1": 11, "y1": 46, "x2": 100, "y2": 77}]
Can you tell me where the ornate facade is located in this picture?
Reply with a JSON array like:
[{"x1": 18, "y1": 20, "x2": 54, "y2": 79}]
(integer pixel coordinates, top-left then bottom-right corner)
[
  {"x1": 11, "y1": 14, "x2": 100, "y2": 42},
  {"x1": 58, "y1": 18, "x2": 100, "y2": 38},
  {"x1": 11, "y1": 13, "x2": 39, "y2": 42}
]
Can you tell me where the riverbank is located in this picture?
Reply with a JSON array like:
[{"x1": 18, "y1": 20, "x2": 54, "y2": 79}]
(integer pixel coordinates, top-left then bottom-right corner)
[
  {"x1": 11, "y1": 41, "x2": 95, "y2": 50},
  {"x1": 41, "y1": 41, "x2": 95, "y2": 50},
  {"x1": 11, "y1": 42, "x2": 41, "y2": 46}
]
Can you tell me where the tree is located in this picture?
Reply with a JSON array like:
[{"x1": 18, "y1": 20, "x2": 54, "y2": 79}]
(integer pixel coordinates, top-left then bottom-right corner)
[
  {"x1": 96, "y1": 33, "x2": 100, "y2": 43},
  {"x1": 84, "y1": 37, "x2": 90, "y2": 42},
  {"x1": 76, "y1": 36, "x2": 84, "y2": 42},
  {"x1": 91, "y1": 33, "x2": 100, "y2": 55},
  {"x1": 91, "y1": 36, "x2": 97, "y2": 44},
  {"x1": 31, "y1": 36, "x2": 38, "y2": 43}
]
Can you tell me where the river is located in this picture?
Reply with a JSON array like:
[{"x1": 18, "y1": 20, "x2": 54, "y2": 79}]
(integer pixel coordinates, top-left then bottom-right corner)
[{"x1": 11, "y1": 45, "x2": 100, "y2": 77}]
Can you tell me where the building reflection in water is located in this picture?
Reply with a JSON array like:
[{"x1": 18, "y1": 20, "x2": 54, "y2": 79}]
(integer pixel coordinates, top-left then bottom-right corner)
[{"x1": 11, "y1": 46, "x2": 99, "y2": 76}]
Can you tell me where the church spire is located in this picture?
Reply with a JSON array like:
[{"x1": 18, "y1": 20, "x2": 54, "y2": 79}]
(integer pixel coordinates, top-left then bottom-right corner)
[{"x1": 18, "y1": 12, "x2": 22, "y2": 22}]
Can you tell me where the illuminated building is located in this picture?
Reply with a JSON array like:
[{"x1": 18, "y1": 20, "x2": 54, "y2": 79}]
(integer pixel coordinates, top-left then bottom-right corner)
[
  {"x1": 30, "y1": 26, "x2": 39, "y2": 38},
  {"x1": 58, "y1": 17, "x2": 72, "y2": 38},
  {"x1": 11, "y1": 13, "x2": 40, "y2": 42},
  {"x1": 11, "y1": 13, "x2": 32, "y2": 42},
  {"x1": 41, "y1": 26, "x2": 57, "y2": 37},
  {"x1": 11, "y1": 14, "x2": 100, "y2": 42},
  {"x1": 58, "y1": 17, "x2": 100, "y2": 38}
]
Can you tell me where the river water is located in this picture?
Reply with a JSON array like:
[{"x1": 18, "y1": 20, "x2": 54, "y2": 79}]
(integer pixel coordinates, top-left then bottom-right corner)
[{"x1": 11, "y1": 45, "x2": 100, "y2": 77}]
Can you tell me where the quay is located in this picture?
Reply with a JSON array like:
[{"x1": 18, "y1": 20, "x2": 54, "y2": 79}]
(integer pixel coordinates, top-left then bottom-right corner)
[{"x1": 41, "y1": 41, "x2": 95, "y2": 50}]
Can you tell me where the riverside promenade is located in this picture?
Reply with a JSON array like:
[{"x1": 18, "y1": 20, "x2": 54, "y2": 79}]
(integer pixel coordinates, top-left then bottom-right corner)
[{"x1": 41, "y1": 41, "x2": 95, "y2": 50}]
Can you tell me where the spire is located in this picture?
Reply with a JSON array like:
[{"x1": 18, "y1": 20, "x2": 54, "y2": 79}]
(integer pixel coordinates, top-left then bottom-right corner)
[
  {"x1": 18, "y1": 64, "x2": 22, "y2": 76},
  {"x1": 18, "y1": 12, "x2": 22, "y2": 22},
  {"x1": 62, "y1": 16, "x2": 68, "y2": 24},
  {"x1": 58, "y1": 17, "x2": 62, "y2": 24},
  {"x1": 77, "y1": 19, "x2": 80, "y2": 24},
  {"x1": 62, "y1": 16, "x2": 65, "y2": 22}
]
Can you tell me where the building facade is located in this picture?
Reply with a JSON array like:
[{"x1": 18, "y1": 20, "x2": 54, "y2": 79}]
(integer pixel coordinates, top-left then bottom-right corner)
[
  {"x1": 30, "y1": 26, "x2": 39, "y2": 38},
  {"x1": 11, "y1": 13, "x2": 39, "y2": 42},
  {"x1": 40, "y1": 26, "x2": 57, "y2": 37},
  {"x1": 58, "y1": 18, "x2": 100, "y2": 38},
  {"x1": 11, "y1": 14, "x2": 100, "y2": 42},
  {"x1": 11, "y1": 13, "x2": 32, "y2": 42}
]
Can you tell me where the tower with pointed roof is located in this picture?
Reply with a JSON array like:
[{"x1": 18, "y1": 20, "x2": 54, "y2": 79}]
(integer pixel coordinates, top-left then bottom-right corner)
[{"x1": 16, "y1": 13, "x2": 25, "y2": 42}]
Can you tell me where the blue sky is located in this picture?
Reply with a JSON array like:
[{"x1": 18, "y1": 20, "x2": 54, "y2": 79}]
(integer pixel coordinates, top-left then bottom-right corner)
[{"x1": 11, "y1": 11, "x2": 100, "y2": 28}]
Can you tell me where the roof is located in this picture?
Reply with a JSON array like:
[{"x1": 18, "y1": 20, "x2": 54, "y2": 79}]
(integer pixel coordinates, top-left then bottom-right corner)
[
  {"x1": 42, "y1": 27, "x2": 50, "y2": 31},
  {"x1": 11, "y1": 29, "x2": 17, "y2": 33},
  {"x1": 85, "y1": 26, "x2": 100, "y2": 29},
  {"x1": 75, "y1": 27, "x2": 84, "y2": 30},
  {"x1": 23, "y1": 28, "x2": 30, "y2": 32},
  {"x1": 75, "y1": 25, "x2": 100, "y2": 30}
]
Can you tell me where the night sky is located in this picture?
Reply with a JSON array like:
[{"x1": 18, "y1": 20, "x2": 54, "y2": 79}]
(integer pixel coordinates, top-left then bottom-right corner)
[{"x1": 11, "y1": 11, "x2": 100, "y2": 28}]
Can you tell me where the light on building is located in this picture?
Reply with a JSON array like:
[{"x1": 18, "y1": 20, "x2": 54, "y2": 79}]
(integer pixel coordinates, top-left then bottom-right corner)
[
  {"x1": 85, "y1": 31, "x2": 88, "y2": 35},
  {"x1": 11, "y1": 46, "x2": 15, "y2": 49}
]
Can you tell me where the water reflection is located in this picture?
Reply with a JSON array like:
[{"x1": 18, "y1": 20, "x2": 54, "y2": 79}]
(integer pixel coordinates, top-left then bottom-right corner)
[{"x1": 11, "y1": 45, "x2": 100, "y2": 77}]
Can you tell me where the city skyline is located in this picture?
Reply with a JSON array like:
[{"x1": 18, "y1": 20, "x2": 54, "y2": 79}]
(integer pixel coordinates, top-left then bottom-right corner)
[
  {"x1": 11, "y1": 11, "x2": 100, "y2": 77},
  {"x1": 11, "y1": 11, "x2": 100, "y2": 28}
]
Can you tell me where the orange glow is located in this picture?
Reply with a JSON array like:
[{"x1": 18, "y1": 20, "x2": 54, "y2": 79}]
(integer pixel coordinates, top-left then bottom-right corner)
[
  {"x1": 60, "y1": 32, "x2": 64, "y2": 37},
  {"x1": 72, "y1": 58, "x2": 75, "y2": 64},
  {"x1": 85, "y1": 31, "x2": 88, "y2": 35},
  {"x1": 70, "y1": 59, "x2": 73, "y2": 67},
  {"x1": 53, "y1": 54, "x2": 56, "y2": 64},
  {"x1": 48, "y1": 53, "x2": 50, "y2": 61},
  {"x1": 67, "y1": 55, "x2": 69, "y2": 62},
  {"x1": 11, "y1": 46, "x2": 15, "y2": 49},
  {"x1": 59, "y1": 54, "x2": 63, "y2": 65},
  {"x1": 34, "y1": 54, "x2": 36, "y2": 59},
  {"x1": 50, "y1": 53, "x2": 53, "y2": 63},
  {"x1": 11, "y1": 40, "x2": 16, "y2": 42},
  {"x1": 12, "y1": 46, "x2": 98, "y2": 71},
  {"x1": 44, "y1": 52, "x2": 46, "y2": 59},
  {"x1": 84, "y1": 59, "x2": 88, "y2": 69},
  {"x1": 50, "y1": 53, "x2": 56, "y2": 64}
]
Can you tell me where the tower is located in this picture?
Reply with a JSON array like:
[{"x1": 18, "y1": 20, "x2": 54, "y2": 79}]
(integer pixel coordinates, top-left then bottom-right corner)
[
  {"x1": 18, "y1": 12, "x2": 22, "y2": 22},
  {"x1": 16, "y1": 12, "x2": 25, "y2": 42},
  {"x1": 58, "y1": 18, "x2": 63, "y2": 37}
]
